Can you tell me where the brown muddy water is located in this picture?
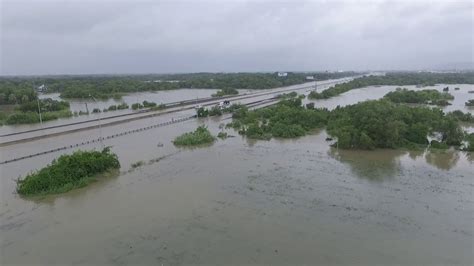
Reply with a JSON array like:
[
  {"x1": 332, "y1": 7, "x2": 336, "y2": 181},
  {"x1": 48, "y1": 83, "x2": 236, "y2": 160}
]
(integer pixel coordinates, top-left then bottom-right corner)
[{"x1": 1, "y1": 85, "x2": 473, "y2": 265}]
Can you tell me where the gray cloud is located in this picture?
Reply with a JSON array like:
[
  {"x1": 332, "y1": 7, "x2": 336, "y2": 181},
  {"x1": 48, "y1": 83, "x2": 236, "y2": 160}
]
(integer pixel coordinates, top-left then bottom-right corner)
[{"x1": 1, "y1": 0, "x2": 472, "y2": 75}]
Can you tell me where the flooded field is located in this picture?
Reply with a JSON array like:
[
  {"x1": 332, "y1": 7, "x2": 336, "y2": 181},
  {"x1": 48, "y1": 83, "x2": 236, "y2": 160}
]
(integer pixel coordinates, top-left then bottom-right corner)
[
  {"x1": 308, "y1": 83, "x2": 474, "y2": 114},
  {"x1": 1, "y1": 83, "x2": 473, "y2": 265}
]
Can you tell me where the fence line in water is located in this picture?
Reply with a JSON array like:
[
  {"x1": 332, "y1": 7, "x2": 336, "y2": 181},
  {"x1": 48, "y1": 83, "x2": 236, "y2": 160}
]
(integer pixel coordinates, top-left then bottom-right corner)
[{"x1": 0, "y1": 116, "x2": 195, "y2": 165}]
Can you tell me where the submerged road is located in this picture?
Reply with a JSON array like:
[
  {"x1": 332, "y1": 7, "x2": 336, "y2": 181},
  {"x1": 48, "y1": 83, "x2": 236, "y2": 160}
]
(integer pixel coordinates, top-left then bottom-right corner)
[{"x1": 0, "y1": 77, "x2": 360, "y2": 146}]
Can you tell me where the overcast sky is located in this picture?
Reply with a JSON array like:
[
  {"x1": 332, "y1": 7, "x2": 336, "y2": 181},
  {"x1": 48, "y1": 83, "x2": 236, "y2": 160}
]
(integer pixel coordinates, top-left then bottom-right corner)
[{"x1": 0, "y1": 0, "x2": 472, "y2": 75}]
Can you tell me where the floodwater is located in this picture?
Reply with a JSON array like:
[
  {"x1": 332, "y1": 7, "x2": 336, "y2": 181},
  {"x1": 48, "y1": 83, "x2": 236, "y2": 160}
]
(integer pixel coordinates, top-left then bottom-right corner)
[
  {"x1": 308, "y1": 83, "x2": 474, "y2": 114},
  {"x1": 1, "y1": 78, "x2": 347, "y2": 137},
  {"x1": 1, "y1": 84, "x2": 473, "y2": 265},
  {"x1": 39, "y1": 88, "x2": 228, "y2": 113}
]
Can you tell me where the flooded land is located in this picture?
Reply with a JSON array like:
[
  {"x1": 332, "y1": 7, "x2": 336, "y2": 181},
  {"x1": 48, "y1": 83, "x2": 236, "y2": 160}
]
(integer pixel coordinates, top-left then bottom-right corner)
[{"x1": 1, "y1": 83, "x2": 473, "y2": 265}]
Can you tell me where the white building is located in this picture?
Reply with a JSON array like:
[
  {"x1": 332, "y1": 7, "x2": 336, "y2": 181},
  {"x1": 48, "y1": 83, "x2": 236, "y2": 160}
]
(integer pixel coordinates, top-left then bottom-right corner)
[
  {"x1": 36, "y1": 84, "x2": 47, "y2": 92},
  {"x1": 277, "y1": 72, "x2": 288, "y2": 77}
]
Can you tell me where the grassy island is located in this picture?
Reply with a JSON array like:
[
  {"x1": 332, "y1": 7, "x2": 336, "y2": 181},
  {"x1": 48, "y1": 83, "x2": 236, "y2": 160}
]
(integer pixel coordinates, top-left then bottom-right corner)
[
  {"x1": 173, "y1": 126, "x2": 215, "y2": 146},
  {"x1": 16, "y1": 148, "x2": 120, "y2": 196}
]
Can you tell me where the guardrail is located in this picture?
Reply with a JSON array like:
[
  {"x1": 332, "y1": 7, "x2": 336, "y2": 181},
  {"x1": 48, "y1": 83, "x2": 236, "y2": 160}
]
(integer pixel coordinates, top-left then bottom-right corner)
[{"x1": 0, "y1": 115, "x2": 195, "y2": 165}]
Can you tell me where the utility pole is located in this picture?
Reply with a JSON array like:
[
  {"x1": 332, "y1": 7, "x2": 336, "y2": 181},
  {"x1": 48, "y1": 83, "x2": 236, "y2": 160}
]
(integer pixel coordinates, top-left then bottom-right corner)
[
  {"x1": 90, "y1": 95, "x2": 103, "y2": 147},
  {"x1": 37, "y1": 97, "x2": 43, "y2": 128},
  {"x1": 33, "y1": 82, "x2": 43, "y2": 128}
]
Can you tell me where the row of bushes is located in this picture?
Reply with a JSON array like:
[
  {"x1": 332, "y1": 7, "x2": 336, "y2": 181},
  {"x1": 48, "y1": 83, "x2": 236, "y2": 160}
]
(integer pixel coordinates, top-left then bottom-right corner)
[{"x1": 90, "y1": 101, "x2": 166, "y2": 113}]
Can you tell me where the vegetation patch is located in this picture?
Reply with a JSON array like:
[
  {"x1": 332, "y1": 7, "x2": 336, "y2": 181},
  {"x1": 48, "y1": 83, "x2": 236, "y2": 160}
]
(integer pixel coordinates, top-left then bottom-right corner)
[
  {"x1": 465, "y1": 100, "x2": 474, "y2": 107},
  {"x1": 217, "y1": 131, "x2": 228, "y2": 139},
  {"x1": 327, "y1": 100, "x2": 465, "y2": 150},
  {"x1": 230, "y1": 98, "x2": 328, "y2": 140},
  {"x1": 276, "y1": 91, "x2": 298, "y2": 99},
  {"x1": 462, "y1": 133, "x2": 474, "y2": 151},
  {"x1": 230, "y1": 97, "x2": 468, "y2": 150},
  {"x1": 16, "y1": 148, "x2": 120, "y2": 196},
  {"x1": 446, "y1": 110, "x2": 474, "y2": 123},
  {"x1": 383, "y1": 88, "x2": 453, "y2": 105},
  {"x1": 0, "y1": 98, "x2": 73, "y2": 125},
  {"x1": 212, "y1": 88, "x2": 239, "y2": 97},
  {"x1": 131, "y1": 160, "x2": 145, "y2": 169},
  {"x1": 430, "y1": 140, "x2": 449, "y2": 150},
  {"x1": 173, "y1": 126, "x2": 216, "y2": 146}
]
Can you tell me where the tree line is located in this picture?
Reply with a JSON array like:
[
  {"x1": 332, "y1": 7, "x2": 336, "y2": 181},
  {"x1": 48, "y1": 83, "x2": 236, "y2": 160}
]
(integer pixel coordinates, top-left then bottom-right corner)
[{"x1": 0, "y1": 72, "x2": 357, "y2": 101}]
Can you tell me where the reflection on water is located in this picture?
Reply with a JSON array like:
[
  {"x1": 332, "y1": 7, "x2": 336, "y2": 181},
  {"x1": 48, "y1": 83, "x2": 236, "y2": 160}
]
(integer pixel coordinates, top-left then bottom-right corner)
[
  {"x1": 407, "y1": 149, "x2": 425, "y2": 160},
  {"x1": 425, "y1": 149, "x2": 461, "y2": 171},
  {"x1": 328, "y1": 148, "x2": 405, "y2": 181},
  {"x1": 330, "y1": 146, "x2": 465, "y2": 177},
  {"x1": 466, "y1": 152, "x2": 474, "y2": 162},
  {"x1": 1, "y1": 116, "x2": 473, "y2": 265}
]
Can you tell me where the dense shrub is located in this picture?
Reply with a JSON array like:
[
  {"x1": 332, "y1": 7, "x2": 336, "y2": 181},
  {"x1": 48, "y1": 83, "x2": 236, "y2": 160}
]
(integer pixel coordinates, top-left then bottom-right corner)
[
  {"x1": 430, "y1": 140, "x2": 449, "y2": 149},
  {"x1": 230, "y1": 98, "x2": 328, "y2": 140},
  {"x1": 384, "y1": 89, "x2": 454, "y2": 105},
  {"x1": 196, "y1": 107, "x2": 209, "y2": 117},
  {"x1": 173, "y1": 126, "x2": 215, "y2": 146},
  {"x1": 5, "y1": 110, "x2": 72, "y2": 124},
  {"x1": 131, "y1": 103, "x2": 144, "y2": 110},
  {"x1": 208, "y1": 106, "x2": 222, "y2": 116},
  {"x1": 212, "y1": 88, "x2": 239, "y2": 97},
  {"x1": 16, "y1": 148, "x2": 120, "y2": 196},
  {"x1": 327, "y1": 100, "x2": 464, "y2": 149},
  {"x1": 217, "y1": 132, "x2": 228, "y2": 139},
  {"x1": 17, "y1": 98, "x2": 70, "y2": 113},
  {"x1": 447, "y1": 110, "x2": 474, "y2": 123},
  {"x1": 462, "y1": 133, "x2": 474, "y2": 151},
  {"x1": 116, "y1": 103, "x2": 129, "y2": 110},
  {"x1": 5, "y1": 112, "x2": 39, "y2": 124}
]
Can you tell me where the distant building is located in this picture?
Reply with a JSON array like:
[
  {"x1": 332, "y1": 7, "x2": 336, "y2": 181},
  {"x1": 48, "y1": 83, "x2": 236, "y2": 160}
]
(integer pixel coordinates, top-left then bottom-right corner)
[
  {"x1": 277, "y1": 72, "x2": 288, "y2": 77},
  {"x1": 36, "y1": 84, "x2": 47, "y2": 92},
  {"x1": 306, "y1": 76, "x2": 314, "y2": 80}
]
